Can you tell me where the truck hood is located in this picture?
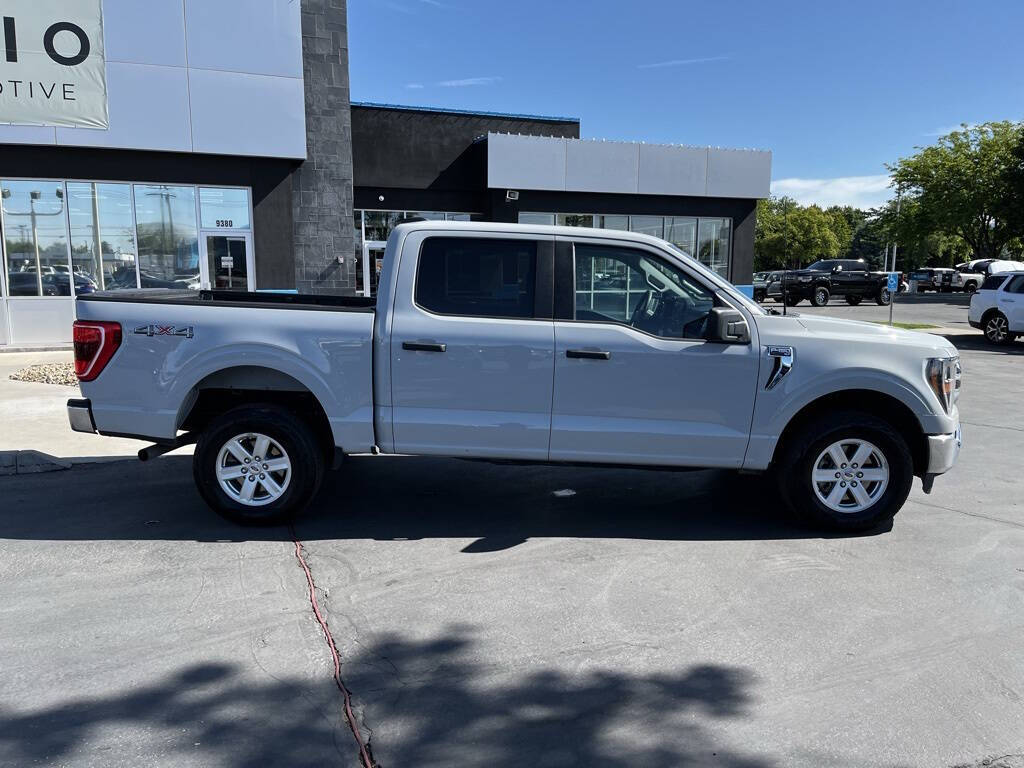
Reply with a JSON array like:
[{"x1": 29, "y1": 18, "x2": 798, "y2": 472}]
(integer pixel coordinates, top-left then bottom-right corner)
[{"x1": 792, "y1": 314, "x2": 958, "y2": 355}]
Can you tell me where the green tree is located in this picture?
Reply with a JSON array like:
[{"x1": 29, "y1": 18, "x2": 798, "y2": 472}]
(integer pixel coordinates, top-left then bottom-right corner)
[
  {"x1": 888, "y1": 121, "x2": 1024, "y2": 261},
  {"x1": 755, "y1": 197, "x2": 848, "y2": 269}
]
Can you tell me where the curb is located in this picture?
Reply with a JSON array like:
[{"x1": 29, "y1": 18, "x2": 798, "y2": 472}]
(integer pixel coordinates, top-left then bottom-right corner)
[{"x1": 0, "y1": 450, "x2": 74, "y2": 476}]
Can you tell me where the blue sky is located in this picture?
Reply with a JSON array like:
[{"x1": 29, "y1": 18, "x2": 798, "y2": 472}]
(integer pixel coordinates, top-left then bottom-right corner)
[{"x1": 348, "y1": 0, "x2": 1023, "y2": 210}]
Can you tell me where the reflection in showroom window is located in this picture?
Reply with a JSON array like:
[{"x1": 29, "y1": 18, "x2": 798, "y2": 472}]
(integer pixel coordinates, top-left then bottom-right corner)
[
  {"x1": 573, "y1": 244, "x2": 715, "y2": 340},
  {"x1": 68, "y1": 182, "x2": 137, "y2": 291},
  {"x1": 2, "y1": 180, "x2": 71, "y2": 297}
]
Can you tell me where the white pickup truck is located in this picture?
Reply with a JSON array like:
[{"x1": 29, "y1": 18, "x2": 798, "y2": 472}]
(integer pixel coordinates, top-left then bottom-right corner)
[{"x1": 67, "y1": 221, "x2": 962, "y2": 531}]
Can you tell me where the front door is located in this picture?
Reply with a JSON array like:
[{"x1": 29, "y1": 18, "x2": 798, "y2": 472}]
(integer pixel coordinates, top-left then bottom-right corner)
[
  {"x1": 389, "y1": 232, "x2": 555, "y2": 460},
  {"x1": 1001, "y1": 274, "x2": 1024, "y2": 329},
  {"x1": 550, "y1": 238, "x2": 759, "y2": 467},
  {"x1": 201, "y1": 231, "x2": 254, "y2": 291}
]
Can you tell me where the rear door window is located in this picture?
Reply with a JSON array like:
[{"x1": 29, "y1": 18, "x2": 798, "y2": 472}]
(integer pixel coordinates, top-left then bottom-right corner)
[
  {"x1": 981, "y1": 275, "x2": 1009, "y2": 291},
  {"x1": 1006, "y1": 275, "x2": 1024, "y2": 294},
  {"x1": 416, "y1": 237, "x2": 537, "y2": 319}
]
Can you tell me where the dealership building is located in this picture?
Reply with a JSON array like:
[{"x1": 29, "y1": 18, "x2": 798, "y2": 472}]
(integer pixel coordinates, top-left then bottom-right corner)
[{"x1": 0, "y1": 0, "x2": 770, "y2": 348}]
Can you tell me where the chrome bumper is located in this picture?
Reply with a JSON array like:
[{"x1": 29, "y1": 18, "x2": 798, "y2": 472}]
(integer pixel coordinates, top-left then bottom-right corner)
[
  {"x1": 67, "y1": 398, "x2": 97, "y2": 434},
  {"x1": 926, "y1": 425, "x2": 961, "y2": 476}
]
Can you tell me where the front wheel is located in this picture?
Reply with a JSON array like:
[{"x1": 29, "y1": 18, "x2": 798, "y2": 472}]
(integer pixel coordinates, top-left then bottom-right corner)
[
  {"x1": 193, "y1": 404, "x2": 326, "y2": 525},
  {"x1": 811, "y1": 286, "x2": 830, "y2": 307},
  {"x1": 845, "y1": 294, "x2": 863, "y2": 306},
  {"x1": 776, "y1": 411, "x2": 913, "y2": 532},
  {"x1": 875, "y1": 287, "x2": 891, "y2": 306},
  {"x1": 784, "y1": 295, "x2": 801, "y2": 307}
]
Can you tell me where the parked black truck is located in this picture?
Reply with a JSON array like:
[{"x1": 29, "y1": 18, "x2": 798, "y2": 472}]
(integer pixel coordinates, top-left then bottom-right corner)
[{"x1": 764, "y1": 259, "x2": 892, "y2": 307}]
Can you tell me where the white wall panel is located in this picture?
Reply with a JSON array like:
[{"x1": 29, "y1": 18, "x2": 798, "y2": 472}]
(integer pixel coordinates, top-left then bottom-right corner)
[
  {"x1": 566, "y1": 140, "x2": 638, "y2": 195},
  {"x1": 638, "y1": 144, "x2": 708, "y2": 196},
  {"x1": 487, "y1": 133, "x2": 565, "y2": 191},
  {"x1": 103, "y1": 0, "x2": 187, "y2": 67},
  {"x1": 706, "y1": 149, "x2": 772, "y2": 199},
  {"x1": 0, "y1": 299, "x2": 9, "y2": 345},
  {"x1": 7, "y1": 299, "x2": 74, "y2": 345},
  {"x1": 185, "y1": 0, "x2": 303, "y2": 78},
  {"x1": 189, "y1": 69, "x2": 305, "y2": 158},
  {"x1": 55, "y1": 63, "x2": 192, "y2": 152},
  {"x1": 489, "y1": 134, "x2": 772, "y2": 199},
  {"x1": 0, "y1": 125, "x2": 57, "y2": 146}
]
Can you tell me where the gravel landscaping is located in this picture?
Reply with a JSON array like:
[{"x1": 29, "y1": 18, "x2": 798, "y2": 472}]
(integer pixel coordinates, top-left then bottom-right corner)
[{"x1": 9, "y1": 363, "x2": 78, "y2": 387}]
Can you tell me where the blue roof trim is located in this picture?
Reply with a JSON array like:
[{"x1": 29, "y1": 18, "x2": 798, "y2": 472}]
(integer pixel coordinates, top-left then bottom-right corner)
[{"x1": 351, "y1": 101, "x2": 580, "y2": 124}]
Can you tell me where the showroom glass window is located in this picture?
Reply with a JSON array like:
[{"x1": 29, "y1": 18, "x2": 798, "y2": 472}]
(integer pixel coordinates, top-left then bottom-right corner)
[
  {"x1": 199, "y1": 187, "x2": 251, "y2": 230},
  {"x1": 415, "y1": 237, "x2": 537, "y2": 318},
  {"x1": 573, "y1": 243, "x2": 714, "y2": 339},
  {"x1": 67, "y1": 183, "x2": 137, "y2": 291},
  {"x1": 133, "y1": 185, "x2": 199, "y2": 288},
  {"x1": 2, "y1": 180, "x2": 70, "y2": 297},
  {"x1": 698, "y1": 218, "x2": 731, "y2": 277}
]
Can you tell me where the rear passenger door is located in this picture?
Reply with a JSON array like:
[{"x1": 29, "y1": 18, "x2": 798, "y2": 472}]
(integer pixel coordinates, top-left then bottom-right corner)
[{"x1": 389, "y1": 232, "x2": 556, "y2": 459}]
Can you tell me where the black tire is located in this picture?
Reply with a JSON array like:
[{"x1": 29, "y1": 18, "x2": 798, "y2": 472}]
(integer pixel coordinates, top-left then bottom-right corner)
[
  {"x1": 193, "y1": 404, "x2": 326, "y2": 525},
  {"x1": 811, "y1": 286, "x2": 830, "y2": 307},
  {"x1": 753, "y1": 290, "x2": 766, "y2": 303},
  {"x1": 875, "y1": 287, "x2": 891, "y2": 306},
  {"x1": 776, "y1": 410, "x2": 913, "y2": 532},
  {"x1": 983, "y1": 311, "x2": 1016, "y2": 346},
  {"x1": 965, "y1": 282, "x2": 978, "y2": 294},
  {"x1": 845, "y1": 294, "x2": 863, "y2": 306},
  {"x1": 784, "y1": 295, "x2": 801, "y2": 307}
]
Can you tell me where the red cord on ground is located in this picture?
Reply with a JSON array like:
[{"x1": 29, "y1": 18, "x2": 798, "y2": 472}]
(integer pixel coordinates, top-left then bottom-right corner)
[{"x1": 290, "y1": 525, "x2": 376, "y2": 768}]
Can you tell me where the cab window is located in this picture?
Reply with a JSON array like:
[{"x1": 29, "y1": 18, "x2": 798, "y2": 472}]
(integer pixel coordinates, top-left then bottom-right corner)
[{"x1": 572, "y1": 243, "x2": 714, "y2": 340}]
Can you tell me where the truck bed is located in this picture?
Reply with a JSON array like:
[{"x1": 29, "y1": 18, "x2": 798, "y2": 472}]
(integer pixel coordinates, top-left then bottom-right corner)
[{"x1": 78, "y1": 289, "x2": 376, "y2": 312}]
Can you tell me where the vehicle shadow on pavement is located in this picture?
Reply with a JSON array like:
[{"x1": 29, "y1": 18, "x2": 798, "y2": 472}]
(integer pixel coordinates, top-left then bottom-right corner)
[
  {"x1": 0, "y1": 629, "x2": 775, "y2": 768},
  {"x1": 944, "y1": 333, "x2": 1024, "y2": 355},
  {"x1": 0, "y1": 455, "x2": 887, "y2": 546}
]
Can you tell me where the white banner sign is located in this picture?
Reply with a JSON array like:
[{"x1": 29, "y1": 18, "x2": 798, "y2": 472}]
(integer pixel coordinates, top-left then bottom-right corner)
[{"x1": 0, "y1": 0, "x2": 107, "y2": 129}]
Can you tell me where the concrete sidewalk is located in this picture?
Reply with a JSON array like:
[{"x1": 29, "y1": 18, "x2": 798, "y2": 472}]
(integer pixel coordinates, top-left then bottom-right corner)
[{"x1": 0, "y1": 351, "x2": 189, "y2": 461}]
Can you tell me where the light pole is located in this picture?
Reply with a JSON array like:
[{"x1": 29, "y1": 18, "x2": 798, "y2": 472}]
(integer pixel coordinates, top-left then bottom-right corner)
[{"x1": 2, "y1": 186, "x2": 66, "y2": 295}]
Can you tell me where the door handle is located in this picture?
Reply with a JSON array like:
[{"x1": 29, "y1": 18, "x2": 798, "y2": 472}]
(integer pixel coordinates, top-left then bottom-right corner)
[
  {"x1": 402, "y1": 341, "x2": 447, "y2": 352},
  {"x1": 566, "y1": 349, "x2": 611, "y2": 360}
]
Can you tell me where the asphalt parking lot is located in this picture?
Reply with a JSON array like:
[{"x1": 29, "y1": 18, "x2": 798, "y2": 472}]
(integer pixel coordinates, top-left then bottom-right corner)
[{"x1": 1, "y1": 294, "x2": 1022, "y2": 767}]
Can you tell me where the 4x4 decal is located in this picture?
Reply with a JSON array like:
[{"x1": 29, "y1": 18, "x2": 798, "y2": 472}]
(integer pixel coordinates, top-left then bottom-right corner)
[{"x1": 133, "y1": 324, "x2": 194, "y2": 339}]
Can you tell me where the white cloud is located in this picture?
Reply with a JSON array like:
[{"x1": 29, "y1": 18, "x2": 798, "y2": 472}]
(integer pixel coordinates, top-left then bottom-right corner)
[
  {"x1": 437, "y1": 76, "x2": 501, "y2": 87},
  {"x1": 405, "y1": 83, "x2": 424, "y2": 89},
  {"x1": 637, "y1": 55, "x2": 730, "y2": 69},
  {"x1": 770, "y1": 175, "x2": 893, "y2": 209}
]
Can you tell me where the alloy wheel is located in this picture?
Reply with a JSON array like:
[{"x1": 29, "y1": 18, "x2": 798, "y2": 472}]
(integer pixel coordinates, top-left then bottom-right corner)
[
  {"x1": 811, "y1": 439, "x2": 889, "y2": 513},
  {"x1": 215, "y1": 432, "x2": 292, "y2": 506},
  {"x1": 985, "y1": 315, "x2": 1008, "y2": 343}
]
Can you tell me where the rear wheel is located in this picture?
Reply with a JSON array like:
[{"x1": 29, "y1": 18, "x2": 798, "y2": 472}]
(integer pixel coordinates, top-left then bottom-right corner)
[
  {"x1": 777, "y1": 411, "x2": 913, "y2": 532},
  {"x1": 845, "y1": 294, "x2": 863, "y2": 306},
  {"x1": 875, "y1": 287, "x2": 891, "y2": 306},
  {"x1": 811, "y1": 286, "x2": 830, "y2": 307},
  {"x1": 965, "y1": 282, "x2": 978, "y2": 293},
  {"x1": 983, "y1": 312, "x2": 1016, "y2": 345},
  {"x1": 785, "y1": 295, "x2": 801, "y2": 307},
  {"x1": 193, "y1": 404, "x2": 326, "y2": 525}
]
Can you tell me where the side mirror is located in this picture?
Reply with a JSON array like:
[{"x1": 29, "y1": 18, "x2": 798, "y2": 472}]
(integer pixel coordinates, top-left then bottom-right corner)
[{"x1": 708, "y1": 306, "x2": 750, "y2": 344}]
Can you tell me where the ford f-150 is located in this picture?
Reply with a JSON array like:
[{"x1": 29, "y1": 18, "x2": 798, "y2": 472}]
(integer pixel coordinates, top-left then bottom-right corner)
[{"x1": 67, "y1": 221, "x2": 962, "y2": 531}]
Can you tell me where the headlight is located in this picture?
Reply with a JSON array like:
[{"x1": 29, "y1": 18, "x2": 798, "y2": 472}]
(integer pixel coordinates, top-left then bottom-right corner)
[{"x1": 926, "y1": 356, "x2": 960, "y2": 413}]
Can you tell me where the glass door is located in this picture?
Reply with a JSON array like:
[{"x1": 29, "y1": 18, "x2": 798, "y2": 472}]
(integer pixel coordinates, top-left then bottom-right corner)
[
  {"x1": 362, "y1": 240, "x2": 386, "y2": 297},
  {"x1": 200, "y1": 231, "x2": 253, "y2": 291}
]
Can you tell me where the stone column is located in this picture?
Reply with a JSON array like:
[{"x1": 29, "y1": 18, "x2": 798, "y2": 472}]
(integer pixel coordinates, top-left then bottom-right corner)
[{"x1": 293, "y1": 0, "x2": 355, "y2": 294}]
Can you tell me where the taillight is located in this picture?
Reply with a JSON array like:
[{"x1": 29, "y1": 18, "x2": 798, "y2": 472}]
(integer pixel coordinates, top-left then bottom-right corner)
[{"x1": 73, "y1": 321, "x2": 122, "y2": 382}]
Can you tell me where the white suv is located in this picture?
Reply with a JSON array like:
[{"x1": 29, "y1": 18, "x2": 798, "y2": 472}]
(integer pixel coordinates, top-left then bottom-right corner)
[{"x1": 969, "y1": 272, "x2": 1024, "y2": 344}]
